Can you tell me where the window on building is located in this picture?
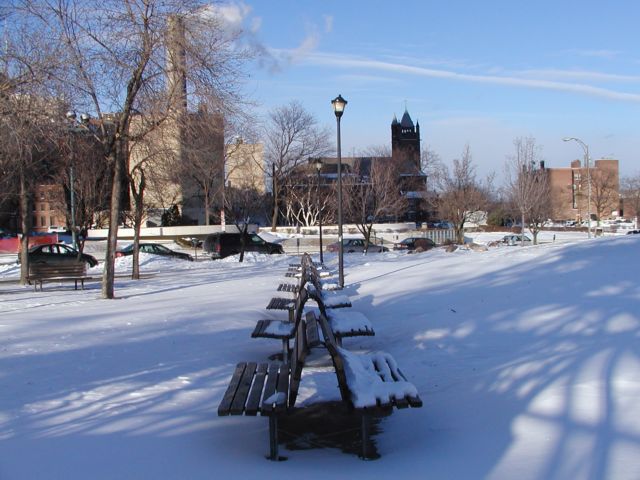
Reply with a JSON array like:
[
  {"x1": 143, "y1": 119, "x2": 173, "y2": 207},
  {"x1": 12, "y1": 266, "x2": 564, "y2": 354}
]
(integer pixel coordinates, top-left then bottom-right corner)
[{"x1": 40, "y1": 216, "x2": 46, "y2": 226}]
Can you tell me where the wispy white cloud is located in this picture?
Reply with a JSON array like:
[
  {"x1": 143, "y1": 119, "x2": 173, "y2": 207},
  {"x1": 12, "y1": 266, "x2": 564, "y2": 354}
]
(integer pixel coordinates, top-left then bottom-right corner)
[
  {"x1": 566, "y1": 49, "x2": 621, "y2": 59},
  {"x1": 517, "y1": 69, "x2": 640, "y2": 83},
  {"x1": 250, "y1": 16, "x2": 262, "y2": 34},
  {"x1": 209, "y1": 2, "x2": 252, "y2": 29},
  {"x1": 323, "y1": 15, "x2": 334, "y2": 33},
  {"x1": 301, "y1": 52, "x2": 640, "y2": 103},
  {"x1": 337, "y1": 73, "x2": 401, "y2": 84},
  {"x1": 287, "y1": 28, "x2": 320, "y2": 63}
]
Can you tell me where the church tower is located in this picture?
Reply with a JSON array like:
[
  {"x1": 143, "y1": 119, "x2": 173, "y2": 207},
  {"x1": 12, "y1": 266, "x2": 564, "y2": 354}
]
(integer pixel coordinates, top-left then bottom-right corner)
[{"x1": 391, "y1": 108, "x2": 421, "y2": 172}]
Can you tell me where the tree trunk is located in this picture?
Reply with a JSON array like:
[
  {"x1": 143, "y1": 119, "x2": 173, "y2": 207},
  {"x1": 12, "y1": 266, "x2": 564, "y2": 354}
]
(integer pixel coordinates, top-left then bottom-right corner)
[
  {"x1": 204, "y1": 185, "x2": 210, "y2": 226},
  {"x1": 102, "y1": 143, "x2": 124, "y2": 299},
  {"x1": 239, "y1": 224, "x2": 247, "y2": 263},
  {"x1": 521, "y1": 212, "x2": 526, "y2": 247},
  {"x1": 132, "y1": 200, "x2": 143, "y2": 280},
  {"x1": 271, "y1": 169, "x2": 278, "y2": 231},
  {"x1": 18, "y1": 169, "x2": 31, "y2": 286}
]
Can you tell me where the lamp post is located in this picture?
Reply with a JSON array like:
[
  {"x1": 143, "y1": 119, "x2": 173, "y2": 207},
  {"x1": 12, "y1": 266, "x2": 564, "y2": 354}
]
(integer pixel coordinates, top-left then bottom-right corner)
[
  {"x1": 563, "y1": 137, "x2": 592, "y2": 238},
  {"x1": 65, "y1": 111, "x2": 91, "y2": 250},
  {"x1": 313, "y1": 158, "x2": 324, "y2": 264},
  {"x1": 331, "y1": 94, "x2": 347, "y2": 288}
]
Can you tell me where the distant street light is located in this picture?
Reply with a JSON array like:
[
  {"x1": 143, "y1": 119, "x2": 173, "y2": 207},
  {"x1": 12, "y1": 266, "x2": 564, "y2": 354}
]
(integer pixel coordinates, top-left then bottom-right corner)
[
  {"x1": 313, "y1": 158, "x2": 324, "y2": 264},
  {"x1": 563, "y1": 137, "x2": 592, "y2": 239},
  {"x1": 331, "y1": 94, "x2": 347, "y2": 289}
]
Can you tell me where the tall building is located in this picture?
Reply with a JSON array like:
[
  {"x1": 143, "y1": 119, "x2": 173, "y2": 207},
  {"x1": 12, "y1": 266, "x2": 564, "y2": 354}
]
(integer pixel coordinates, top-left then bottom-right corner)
[
  {"x1": 391, "y1": 109, "x2": 421, "y2": 172},
  {"x1": 128, "y1": 14, "x2": 225, "y2": 226}
]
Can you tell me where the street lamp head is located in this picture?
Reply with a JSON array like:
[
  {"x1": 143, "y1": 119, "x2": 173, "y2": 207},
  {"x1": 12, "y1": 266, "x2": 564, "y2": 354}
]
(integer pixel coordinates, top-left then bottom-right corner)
[
  {"x1": 313, "y1": 158, "x2": 323, "y2": 172},
  {"x1": 563, "y1": 137, "x2": 575, "y2": 142},
  {"x1": 66, "y1": 111, "x2": 77, "y2": 120},
  {"x1": 331, "y1": 94, "x2": 347, "y2": 118},
  {"x1": 80, "y1": 113, "x2": 91, "y2": 124}
]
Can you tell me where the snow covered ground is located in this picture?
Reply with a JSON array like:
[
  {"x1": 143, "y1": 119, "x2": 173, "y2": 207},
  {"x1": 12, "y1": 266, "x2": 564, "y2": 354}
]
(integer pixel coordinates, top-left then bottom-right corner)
[{"x1": 1, "y1": 230, "x2": 639, "y2": 479}]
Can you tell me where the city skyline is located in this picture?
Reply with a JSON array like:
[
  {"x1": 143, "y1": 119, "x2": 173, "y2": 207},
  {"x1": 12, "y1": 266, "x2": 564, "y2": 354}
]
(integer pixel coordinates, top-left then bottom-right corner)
[{"x1": 220, "y1": 0, "x2": 639, "y2": 179}]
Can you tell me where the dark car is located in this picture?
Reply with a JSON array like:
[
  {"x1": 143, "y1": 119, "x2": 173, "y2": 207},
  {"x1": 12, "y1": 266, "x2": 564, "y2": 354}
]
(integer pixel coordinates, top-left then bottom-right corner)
[
  {"x1": 116, "y1": 243, "x2": 193, "y2": 261},
  {"x1": 20, "y1": 243, "x2": 98, "y2": 267},
  {"x1": 203, "y1": 232, "x2": 284, "y2": 259},
  {"x1": 393, "y1": 237, "x2": 436, "y2": 251},
  {"x1": 326, "y1": 238, "x2": 388, "y2": 253}
]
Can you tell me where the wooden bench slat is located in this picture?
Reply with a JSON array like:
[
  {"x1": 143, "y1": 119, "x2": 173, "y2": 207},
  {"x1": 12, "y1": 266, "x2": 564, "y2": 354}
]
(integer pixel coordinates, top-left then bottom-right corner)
[
  {"x1": 277, "y1": 283, "x2": 298, "y2": 293},
  {"x1": 305, "y1": 312, "x2": 322, "y2": 348},
  {"x1": 266, "y1": 297, "x2": 294, "y2": 310},
  {"x1": 230, "y1": 362, "x2": 258, "y2": 415},
  {"x1": 251, "y1": 320, "x2": 269, "y2": 338},
  {"x1": 275, "y1": 364, "x2": 289, "y2": 414},
  {"x1": 217, "y1": 363, "x2": 247, "y2": 416},
  {"x1": 245, "y1": 363, "x2": 269, "y2": 416},
  {"x1": 260, "y1": 363, "x2": 281, "y2": 414}
]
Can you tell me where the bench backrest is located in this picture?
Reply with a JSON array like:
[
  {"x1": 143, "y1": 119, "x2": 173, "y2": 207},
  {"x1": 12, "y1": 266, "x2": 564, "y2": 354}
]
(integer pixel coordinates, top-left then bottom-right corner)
[
  {"x1": 316, "y1": 312, "x2": 352, "y2": 405},
  {"x1": 305, "y1": 267, "x2": 323, "y2": 297},
  {"x1": 288, "y1": 285, "x2": 308, "y2": 323},
  {"x1": 288, "y1": 316, "x2": 310, "y2": 407},
  {"x1": 29, "y1": 262, "x2": 87, "y2": 277}
]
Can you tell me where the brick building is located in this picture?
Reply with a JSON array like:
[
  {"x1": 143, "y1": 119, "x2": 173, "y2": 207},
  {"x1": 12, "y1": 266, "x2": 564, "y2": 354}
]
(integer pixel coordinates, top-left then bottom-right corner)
[{"x1": 546, "y1": 158, "x2": 620, "y2": 222}]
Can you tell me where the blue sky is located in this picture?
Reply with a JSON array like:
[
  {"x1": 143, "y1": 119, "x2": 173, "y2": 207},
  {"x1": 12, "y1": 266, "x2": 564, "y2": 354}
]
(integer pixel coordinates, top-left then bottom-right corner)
[{"x1": 224, "y1": 1, "x2": 639, "y2": 179}]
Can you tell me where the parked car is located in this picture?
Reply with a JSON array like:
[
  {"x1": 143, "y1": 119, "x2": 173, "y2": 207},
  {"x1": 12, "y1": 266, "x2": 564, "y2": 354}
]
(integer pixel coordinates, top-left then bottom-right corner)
[
  {"x1": 326, "y1": 238, "x2": 388, "y2": 253},
  {"x1": 116, "y1": 243, "x2": 193, "y2": 261},
  {"x1": 393, "y1": 237, "x2": 436, "y2": 251},
  {"x1": 626, "y1": 229, "x2": 640, "y2": 235},
  {"x1": 47, "y1": 225, "x2": 68, "y2": 233},
  {"x1": 202, "y1": 232, "x2": 284, "y2": 260},
  {"x1": 502, "y1": 234, "x2": 532, "y2": 246},
  {"x1": 20, "y1": 243, "x2": 98, "y2": 267}
]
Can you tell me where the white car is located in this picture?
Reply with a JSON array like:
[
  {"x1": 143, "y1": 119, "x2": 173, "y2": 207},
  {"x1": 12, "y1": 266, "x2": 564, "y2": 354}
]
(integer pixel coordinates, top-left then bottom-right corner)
[
  {"x1": 47, "y1": 225, "x2": 67, "y2": 233},
  {"x1": 502, "y1": 234, "x2": 532, "y2": 246}
]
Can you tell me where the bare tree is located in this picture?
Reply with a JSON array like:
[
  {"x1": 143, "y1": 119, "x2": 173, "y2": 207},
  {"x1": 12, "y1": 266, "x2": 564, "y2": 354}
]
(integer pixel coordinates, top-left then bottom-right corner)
[
  {"x1": 620, "y1": 174, "x2": 640, "y2": 227},
  {"x1": 436, "y1": 145, "x2": 491, "y2": 244},
  {"x1": 0, "y1": 94, "x2": 58, "y2": 284},
  {"x1": 176, "y1": 105, "x2": 225, "y2": 225},
  {"x1": 14, "y1": 1, "x2": 249, "y2": 298},
  {"x1": 0, "y1": 25, "x2": 62, "y2": 284},
  {"x1": 223, "y1": 186, "x2": 266, "y2": 263},
  {"x1": 125, "y1": 121, "x2": 179, "y2": 279},
  {"x1": 590, "y1": 167, "x2": 619, "y2": 225},
  {"x1": 50, "y1": 118, "x2": 112, "y2": 253},
  {"x1": 504, "y1": 137, "x2": 550, "y2": 245},
  {"x1": 341, "y1": 158, "x2": 407, "y2": 251},
  {"x1": 263, "y1": 101, "x2": 332, "y2": 230},
  {"x1": 280, "y1": 164, "x2": 333, "y2": 228}
]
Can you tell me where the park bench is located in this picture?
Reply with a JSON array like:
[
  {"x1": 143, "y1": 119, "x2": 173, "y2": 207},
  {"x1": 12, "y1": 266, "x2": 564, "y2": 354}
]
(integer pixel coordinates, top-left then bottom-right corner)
[
  {"x1": 27, "y1": 262, "x2": 90, "y2": 291},
  {"x1": 313, "y1": 310, "x2": 422, "y2": 456},
  {"x1": 219, "y1": 315, "x2": 316, "y2": 460},
  {"x1": 312, "y1": 294, "x2": 374, "y2": 346},
  {"x1": 219, "y1": 309, "x2": 421, "y2": 460},
  {"x1": 305, "y1": 266, "x2": 351, "y2": 308},
  {"x1": 269, "y1": 256, "x2": 338, "y2": 310},
  {"x1": 252, "y1": 287, "x2": 309, "y2": 362}
]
